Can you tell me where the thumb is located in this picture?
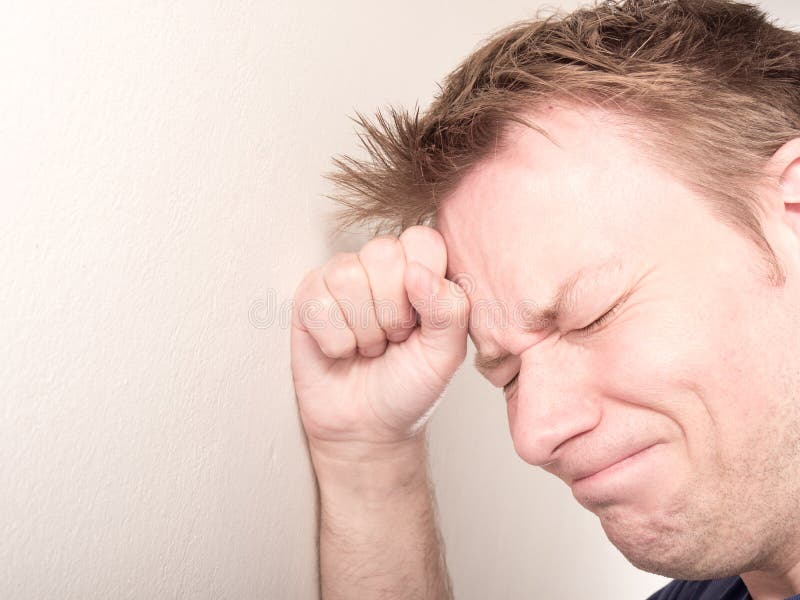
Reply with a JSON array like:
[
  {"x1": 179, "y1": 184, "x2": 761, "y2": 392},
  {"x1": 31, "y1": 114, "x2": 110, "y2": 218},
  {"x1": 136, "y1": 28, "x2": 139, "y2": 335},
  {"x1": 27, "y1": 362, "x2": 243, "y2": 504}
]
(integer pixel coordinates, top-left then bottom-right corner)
[{"x1": 404, "y1": 261, "x2": 470, "y2": 377}]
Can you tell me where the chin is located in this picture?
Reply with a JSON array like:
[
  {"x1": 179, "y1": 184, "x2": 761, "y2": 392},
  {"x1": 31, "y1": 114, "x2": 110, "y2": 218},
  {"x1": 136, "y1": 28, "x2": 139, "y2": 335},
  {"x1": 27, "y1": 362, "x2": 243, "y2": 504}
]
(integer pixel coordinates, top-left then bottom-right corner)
[
  {"x1": 597, "y1": 500, "x2": 728, "y2": 580},
  {"x1": 599, "y1": 501, "x2": 759, "y2": 581}
]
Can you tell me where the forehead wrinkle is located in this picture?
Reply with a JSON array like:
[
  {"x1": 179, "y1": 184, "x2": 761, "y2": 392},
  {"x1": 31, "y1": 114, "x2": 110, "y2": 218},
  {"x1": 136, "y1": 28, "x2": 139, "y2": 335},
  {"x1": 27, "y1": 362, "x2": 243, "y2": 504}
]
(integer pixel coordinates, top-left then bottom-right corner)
[{"x1": 473, "y1": 256, "x2": 625, "y2": 372}]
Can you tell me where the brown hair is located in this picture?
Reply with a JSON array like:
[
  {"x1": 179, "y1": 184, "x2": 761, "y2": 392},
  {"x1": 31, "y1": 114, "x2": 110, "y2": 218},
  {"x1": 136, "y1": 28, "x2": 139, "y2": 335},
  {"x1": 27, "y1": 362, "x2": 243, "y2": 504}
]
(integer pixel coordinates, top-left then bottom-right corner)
[{"x1": 328, "y1": 0, "x2": 800, "y2": 285}]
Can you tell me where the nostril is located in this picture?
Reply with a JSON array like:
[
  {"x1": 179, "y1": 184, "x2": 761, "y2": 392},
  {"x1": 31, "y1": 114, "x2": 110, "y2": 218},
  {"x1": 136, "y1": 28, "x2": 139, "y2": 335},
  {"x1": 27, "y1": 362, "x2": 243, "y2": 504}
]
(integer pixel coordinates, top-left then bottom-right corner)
[{"x1": 508, "y1": 397, "x2": 602, "y2": 468}]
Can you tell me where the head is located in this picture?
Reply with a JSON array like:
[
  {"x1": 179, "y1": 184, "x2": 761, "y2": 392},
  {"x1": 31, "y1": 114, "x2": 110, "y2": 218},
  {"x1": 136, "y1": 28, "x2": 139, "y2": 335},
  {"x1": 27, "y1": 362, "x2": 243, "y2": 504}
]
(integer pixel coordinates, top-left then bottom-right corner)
[{"x1": 329, "y1": 0, "x2": 800, "y2": 581}]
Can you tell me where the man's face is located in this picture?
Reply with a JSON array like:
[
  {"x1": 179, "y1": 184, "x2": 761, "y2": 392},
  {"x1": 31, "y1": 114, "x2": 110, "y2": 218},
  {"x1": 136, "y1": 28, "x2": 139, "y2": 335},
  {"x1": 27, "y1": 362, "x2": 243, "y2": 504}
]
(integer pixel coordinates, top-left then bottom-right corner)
[{"x1": 436, "y1": 105, "x2": 800, "y2": 579}]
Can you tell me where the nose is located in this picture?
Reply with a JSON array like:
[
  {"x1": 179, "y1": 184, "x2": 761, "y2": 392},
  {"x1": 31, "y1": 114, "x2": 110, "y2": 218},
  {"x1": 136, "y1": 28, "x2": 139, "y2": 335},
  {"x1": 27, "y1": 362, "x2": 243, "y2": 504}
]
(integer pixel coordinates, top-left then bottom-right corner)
[{"x1": 507, "y1": 351, "x2": 602, "y2": 467}]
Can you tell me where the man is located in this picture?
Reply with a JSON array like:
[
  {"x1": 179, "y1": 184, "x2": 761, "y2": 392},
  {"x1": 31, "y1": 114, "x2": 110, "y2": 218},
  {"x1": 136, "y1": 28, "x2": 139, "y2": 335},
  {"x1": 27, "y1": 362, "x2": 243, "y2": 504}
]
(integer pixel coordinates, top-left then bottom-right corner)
[{"x1": 290, "y1": 1, "x2": 800, "y2": 598}]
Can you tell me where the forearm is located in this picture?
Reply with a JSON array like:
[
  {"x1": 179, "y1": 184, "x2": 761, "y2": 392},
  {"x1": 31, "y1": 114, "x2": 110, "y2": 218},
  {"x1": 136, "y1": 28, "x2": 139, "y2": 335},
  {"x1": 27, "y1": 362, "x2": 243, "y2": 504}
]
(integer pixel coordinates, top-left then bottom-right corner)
[{"x1": 309, "y1": 436, "x2": 453, "y2": 600}]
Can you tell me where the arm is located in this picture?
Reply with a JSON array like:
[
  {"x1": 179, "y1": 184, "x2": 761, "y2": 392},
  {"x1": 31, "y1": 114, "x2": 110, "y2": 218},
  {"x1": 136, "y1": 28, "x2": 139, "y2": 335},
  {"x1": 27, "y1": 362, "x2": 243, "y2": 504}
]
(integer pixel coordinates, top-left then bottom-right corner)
[
  {"x1": 290, "y1": 227, "x2": 468, "y2": 600},
  {"x1": 311, "y1": 437, "x2": 453, "y2": 600}
]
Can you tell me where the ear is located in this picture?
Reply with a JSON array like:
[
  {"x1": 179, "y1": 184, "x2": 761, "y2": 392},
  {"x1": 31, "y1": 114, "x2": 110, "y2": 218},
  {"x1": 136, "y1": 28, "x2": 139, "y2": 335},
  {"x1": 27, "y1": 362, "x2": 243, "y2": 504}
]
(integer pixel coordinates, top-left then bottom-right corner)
[
  {"x1": 779, "y1": 158, "x2": 800, "y2": 238},
  {"x1": 767, "y1": 138, "x2": 800, "y2": 239}
]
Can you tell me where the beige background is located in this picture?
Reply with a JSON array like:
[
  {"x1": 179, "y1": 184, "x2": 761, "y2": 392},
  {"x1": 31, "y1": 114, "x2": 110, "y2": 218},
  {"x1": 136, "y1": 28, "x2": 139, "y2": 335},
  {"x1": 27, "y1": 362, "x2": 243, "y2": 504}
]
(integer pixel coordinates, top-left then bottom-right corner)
[{"x1": 1, "y1": 1, "x2": 797, "y2": 598}]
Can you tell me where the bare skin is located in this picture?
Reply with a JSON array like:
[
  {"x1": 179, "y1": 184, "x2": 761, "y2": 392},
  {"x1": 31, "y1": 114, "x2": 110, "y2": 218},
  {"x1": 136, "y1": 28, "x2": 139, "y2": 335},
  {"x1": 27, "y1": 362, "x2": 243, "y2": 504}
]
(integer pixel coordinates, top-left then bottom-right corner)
[
  {"x1": 291, "y1": 103, "x2": 800, "y2": 600},
  {"x1": 436, "y1": 104, "x2": 800, "y2": 600},
  {"x1": 290, "y1": 226, "x2": 468, "y2": 599}
]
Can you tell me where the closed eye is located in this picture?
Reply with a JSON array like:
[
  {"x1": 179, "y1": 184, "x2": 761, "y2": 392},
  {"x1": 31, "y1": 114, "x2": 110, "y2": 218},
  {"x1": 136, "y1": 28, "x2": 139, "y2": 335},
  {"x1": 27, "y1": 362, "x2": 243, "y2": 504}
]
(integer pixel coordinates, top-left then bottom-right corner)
[
  {"x1": 503, "y1": 291, "x2": 633, "y2": 394},
  {"x1": 574, "y1": 303, "x2": 621, "y2": 335},
  {"x1": 503, "y1": 303, "x2": 620, "y2": 393},
  {"x1": 573, "y1": 286, "x2": 635, "y2": 336}
]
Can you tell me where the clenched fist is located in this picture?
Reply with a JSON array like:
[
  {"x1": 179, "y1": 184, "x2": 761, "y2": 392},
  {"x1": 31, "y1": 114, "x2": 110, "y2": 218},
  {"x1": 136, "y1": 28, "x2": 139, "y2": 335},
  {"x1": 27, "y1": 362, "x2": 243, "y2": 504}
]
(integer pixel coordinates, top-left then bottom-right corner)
[{"x1": 290, "y1": 226, "x2": 470, "y2": 458}]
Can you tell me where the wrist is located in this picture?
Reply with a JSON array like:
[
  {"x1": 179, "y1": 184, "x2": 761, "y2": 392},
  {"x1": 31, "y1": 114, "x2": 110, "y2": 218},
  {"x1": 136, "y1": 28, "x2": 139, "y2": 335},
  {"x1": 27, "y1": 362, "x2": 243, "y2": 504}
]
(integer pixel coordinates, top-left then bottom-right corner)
[
  {"x1": 308, "y1": 434, "x2": 430, "y2": 502},
  {"x1": 307, "y1": 432, "x2": 427, "y2": 463}
]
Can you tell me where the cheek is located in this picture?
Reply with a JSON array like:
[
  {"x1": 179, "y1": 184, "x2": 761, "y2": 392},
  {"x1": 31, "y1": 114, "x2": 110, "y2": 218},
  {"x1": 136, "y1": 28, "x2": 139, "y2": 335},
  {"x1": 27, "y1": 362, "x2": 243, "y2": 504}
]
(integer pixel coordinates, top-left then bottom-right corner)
[
  {"x1": 597, "y1": 275, "x2": 774, "y2": 459},
  {"x1": 590, "y1": 282, "x2": 727, "y2": 459}
]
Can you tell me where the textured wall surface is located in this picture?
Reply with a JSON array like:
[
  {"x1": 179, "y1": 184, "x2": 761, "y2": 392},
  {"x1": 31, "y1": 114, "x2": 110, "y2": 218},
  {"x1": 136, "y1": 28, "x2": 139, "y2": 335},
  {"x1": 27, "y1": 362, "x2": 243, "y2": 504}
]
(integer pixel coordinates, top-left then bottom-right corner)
[{"x1": 0, "y1": 1, "x2": 796, "y2": 599}]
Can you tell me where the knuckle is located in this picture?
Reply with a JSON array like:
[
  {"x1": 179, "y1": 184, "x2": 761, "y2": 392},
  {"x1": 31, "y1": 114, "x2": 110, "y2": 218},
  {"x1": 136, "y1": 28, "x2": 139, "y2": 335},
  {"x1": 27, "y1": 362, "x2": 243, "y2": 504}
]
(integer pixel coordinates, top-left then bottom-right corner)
[
  {"x1": 297, "y1": 296, "x2": 333, "y2": 330},
  {"x1": 400, "y1": 225, "x2": 445, "y2": 249},
  {"x1": 359, "y1": 339, "x2": 388, "y2": 358},
  {"x1": 319, "y1": 337, "x2": 356, "y2": 358},
  {"x1": 386, "y1": 327, "x2": 413, "y2": 342},
  {"x1": 399, "y1": 226, "x2": 447, "y2": 272},
  {"x1": 359, "y1": 236, "x2": 402, "y2": 265},
  {"x1": 360, "y1": 328, "x2": 387, "y2": 348},
  {"x1": 383, "y1": 315, "x2": 411, "y2": 331},
  {"x1": 317, "y1": 295, "x2": 340, "y2": 318},
  {"x1": 383, "y1": 308, "x2": 416, "y2": 331},
  {"x1": 324, "y1": 253, "x2": 364, "y2": 289},
  {"x1": 375, "y1": 303, "x2": 415, "y2": 333}
]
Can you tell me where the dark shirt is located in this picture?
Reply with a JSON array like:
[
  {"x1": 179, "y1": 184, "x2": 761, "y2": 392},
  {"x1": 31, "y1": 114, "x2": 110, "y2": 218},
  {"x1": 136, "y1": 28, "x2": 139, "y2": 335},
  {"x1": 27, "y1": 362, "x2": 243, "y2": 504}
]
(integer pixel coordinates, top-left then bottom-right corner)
[{"x1": 647, "y1": 576, "x2": 800, "y2": 600}]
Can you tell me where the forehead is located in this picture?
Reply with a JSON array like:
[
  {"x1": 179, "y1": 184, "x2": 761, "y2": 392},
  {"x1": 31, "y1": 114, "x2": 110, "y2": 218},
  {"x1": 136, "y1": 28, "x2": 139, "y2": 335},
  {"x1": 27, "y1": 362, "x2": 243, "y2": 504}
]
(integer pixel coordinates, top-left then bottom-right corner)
[{"x1": 435, "y1": 104, "x2": 686, "y2": 338}]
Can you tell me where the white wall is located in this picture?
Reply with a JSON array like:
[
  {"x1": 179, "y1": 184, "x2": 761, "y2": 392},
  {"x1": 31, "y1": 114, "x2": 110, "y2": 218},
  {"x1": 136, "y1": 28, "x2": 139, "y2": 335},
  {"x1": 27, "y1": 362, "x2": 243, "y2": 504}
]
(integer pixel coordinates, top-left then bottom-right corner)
[{"x1": 0, "y1": 1, "x2": 795, "y2": 599}]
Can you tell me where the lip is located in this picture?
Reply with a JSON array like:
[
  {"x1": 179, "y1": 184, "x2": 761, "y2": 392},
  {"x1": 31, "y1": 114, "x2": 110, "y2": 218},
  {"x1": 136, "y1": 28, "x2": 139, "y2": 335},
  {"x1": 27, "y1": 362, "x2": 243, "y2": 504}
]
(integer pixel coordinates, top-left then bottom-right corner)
[{"x1": 571, "y1": 443, "x2": 660, "y2": 486}]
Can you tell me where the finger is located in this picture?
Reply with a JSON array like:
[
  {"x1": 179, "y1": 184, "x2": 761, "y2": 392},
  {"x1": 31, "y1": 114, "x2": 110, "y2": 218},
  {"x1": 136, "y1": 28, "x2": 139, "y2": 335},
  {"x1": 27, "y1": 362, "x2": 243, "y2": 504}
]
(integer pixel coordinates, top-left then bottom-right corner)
[
  {"x1": 292, "y1": 268, "x2": 357, "y2": 359},
  {"x1": 322, "y1": 253, "x2": 387, "y2": 358},
  {"x1": 404, "y1": 260, "x2": 470, "y2": 379},
  {"x1": 399, "y1": 225, "x2": 447, "y2": 279},
  {"x1": 358, "y1": 236, "x2": 416, "y2": 343}
]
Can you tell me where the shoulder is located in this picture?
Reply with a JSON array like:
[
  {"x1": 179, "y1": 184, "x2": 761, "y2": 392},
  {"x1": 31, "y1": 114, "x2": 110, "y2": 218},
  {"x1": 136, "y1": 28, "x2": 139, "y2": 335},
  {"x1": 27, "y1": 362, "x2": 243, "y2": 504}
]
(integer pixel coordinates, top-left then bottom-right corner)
[{"x1": 646, "y1": 576, "x2": 749, "y2": 600}]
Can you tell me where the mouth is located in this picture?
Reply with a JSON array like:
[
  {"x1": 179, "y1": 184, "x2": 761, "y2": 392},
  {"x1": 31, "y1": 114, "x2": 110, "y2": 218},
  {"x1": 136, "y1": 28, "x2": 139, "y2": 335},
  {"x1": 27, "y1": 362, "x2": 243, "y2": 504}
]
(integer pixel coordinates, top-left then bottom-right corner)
[{"x1": 571, "y1": 443, "x2": 662, "y2": 495}]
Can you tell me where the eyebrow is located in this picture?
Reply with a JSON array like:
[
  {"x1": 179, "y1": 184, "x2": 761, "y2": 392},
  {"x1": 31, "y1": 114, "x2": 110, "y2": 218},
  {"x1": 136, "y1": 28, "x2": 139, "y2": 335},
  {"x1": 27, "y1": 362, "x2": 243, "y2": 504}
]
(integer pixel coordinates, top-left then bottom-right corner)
[{"x1": 473, "y1": 259, "x2": 623, "y2": 372}]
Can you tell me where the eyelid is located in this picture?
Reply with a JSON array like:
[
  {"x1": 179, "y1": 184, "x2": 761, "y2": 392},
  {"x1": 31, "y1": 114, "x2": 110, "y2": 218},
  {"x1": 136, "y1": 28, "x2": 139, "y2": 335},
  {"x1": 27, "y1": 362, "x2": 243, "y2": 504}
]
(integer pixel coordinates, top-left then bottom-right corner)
[
  {"x1": 502, "y1": 297, "x2": 623, "y2": 394},
  {"x1": 574, "y1": 288, "x2": 633, "y2": 336},
  {"x1": 575, "y1": 303, "x2": 621, "y2": 335}
]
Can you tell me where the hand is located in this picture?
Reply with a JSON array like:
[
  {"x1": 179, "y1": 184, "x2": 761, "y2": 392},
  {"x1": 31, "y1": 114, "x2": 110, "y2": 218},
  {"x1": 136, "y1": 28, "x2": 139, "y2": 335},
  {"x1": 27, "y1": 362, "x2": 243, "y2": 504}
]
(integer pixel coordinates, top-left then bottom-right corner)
[{"x1": 290, "y1": 226, "x2": 470, "y2": 459}]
